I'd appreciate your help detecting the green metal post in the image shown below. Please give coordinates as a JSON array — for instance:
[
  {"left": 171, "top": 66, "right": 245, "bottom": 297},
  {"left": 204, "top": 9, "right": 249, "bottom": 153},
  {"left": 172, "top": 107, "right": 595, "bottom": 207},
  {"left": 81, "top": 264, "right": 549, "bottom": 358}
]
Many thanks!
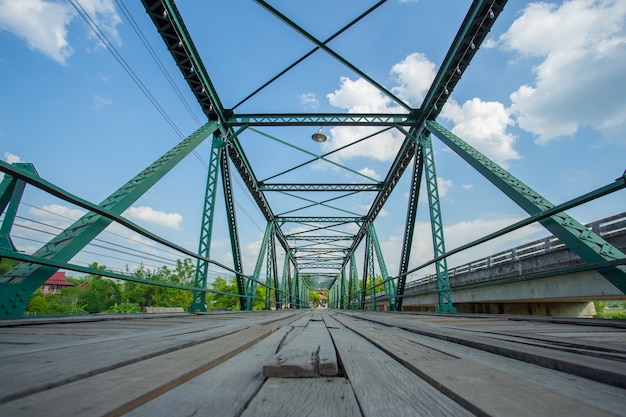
[
  {"left": 189, "top": 135, "right": 224, "bottom": 312},
  {"left": 249, "top": 222, "right": 272, "bottom": 310},
  {"left": 0, "top": 122, "right": 218, "bottom": 318},
  {"left": 369, "top": 223, "right": 396, "bottom": 310},
  {"left": 220, "top": 143, "right": 247, "bottom": 310},
  {"left": 421, "top": 134, "right": 456, "bottom": 313},
  {"left": 396, "top": 139, "right": 424, "bottom": 311},
  {"left": 350, "top": 253, "right": 361, "bottom": 309},
  {"left": 426, "top": 120, "right": 626, "bottom": 293}
]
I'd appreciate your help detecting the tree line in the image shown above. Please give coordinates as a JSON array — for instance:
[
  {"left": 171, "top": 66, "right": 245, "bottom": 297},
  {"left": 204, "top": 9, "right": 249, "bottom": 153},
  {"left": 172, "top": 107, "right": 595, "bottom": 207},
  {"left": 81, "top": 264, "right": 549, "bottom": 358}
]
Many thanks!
[{"left": 0, "top": 258, "right": 274, "bottom": 315}]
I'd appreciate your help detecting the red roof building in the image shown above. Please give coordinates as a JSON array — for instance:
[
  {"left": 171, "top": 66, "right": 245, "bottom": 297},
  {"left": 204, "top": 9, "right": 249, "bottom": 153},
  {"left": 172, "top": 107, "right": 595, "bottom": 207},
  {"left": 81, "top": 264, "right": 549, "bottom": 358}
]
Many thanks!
[{"left": 41, "top": 272, "right": 74, "bottom": 295}]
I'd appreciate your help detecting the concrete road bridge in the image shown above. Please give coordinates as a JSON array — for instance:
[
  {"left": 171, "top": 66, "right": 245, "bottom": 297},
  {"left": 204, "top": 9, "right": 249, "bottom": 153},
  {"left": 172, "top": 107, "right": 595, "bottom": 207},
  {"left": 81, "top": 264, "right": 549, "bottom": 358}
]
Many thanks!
[{"left": 373, "top": 213, "right": 626, "bottom": 316}]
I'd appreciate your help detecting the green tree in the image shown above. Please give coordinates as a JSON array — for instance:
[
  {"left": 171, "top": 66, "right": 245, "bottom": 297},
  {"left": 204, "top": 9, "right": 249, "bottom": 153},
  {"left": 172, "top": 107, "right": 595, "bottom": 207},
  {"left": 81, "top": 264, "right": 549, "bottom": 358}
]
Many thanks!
[
  {"left": 211, "top": 277, "right": 240, "bottom": 310},
  {"left": 309, "top": 291, "right": 321, "bottom": 307}
]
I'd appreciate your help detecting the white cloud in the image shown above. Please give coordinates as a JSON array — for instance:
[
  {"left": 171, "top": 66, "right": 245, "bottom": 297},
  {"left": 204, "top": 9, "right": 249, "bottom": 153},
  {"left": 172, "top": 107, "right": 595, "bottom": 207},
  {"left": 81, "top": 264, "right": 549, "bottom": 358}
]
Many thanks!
[
  {"left": 0, "top": 0, "right": 121, "bottom": 65},
  {"left": 499, "top": 0, "right": 626, "bottom": 144},
  {"left": 391, "top": 52, "right": 436, "bottom": 105},
  {"left": 4, "top": 152, "right": 22, "bottom": 163},
  {"left": 437, "top": 177, "right": 453, "bottom": 198},
  {"left": 324, "top": 77, "right": 404, "bottom": 161},
  {"left": 358, "top": 167, "right": 380, "bottom": 180},
  {"left": 298, "top": 92, "right": 319, "bottom": 111},
  {"left": 125, "top": 206, "right": 183, "bottom": 230},
  {"left": 441, "top": 98, "right": 521, "bottom": 168},
  {"left": 461, "top": 184, "right": 474, "bottom": 190},
  {"left": 92, "top": 94, "right": 112, "bottom": 109}
]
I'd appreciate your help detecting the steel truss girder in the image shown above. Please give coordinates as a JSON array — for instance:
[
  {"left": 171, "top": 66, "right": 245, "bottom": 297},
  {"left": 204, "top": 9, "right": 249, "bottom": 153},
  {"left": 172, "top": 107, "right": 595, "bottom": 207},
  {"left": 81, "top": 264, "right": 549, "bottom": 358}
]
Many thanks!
[
  {"left": 396, "top": 141, "right": 424, "bottom": 310},
  {"left": 286, "top": 235, "right": 354, "bottom": 241},
  {"left": 190, "top": 136, "right": 224, "bottom": 312},
  {"left": 0, "top": 122, "right": 218, "bottom": 318},
  {"left": 422, "top": 135, "right": 456, "bottom": 313},
  {"left": 279, "top": 216, "right": 363, "bottom": 224},
  {"left": 248, "top": 222, "right": 273, "bottom": 309},
  {"left": 369, "top": 224, "right": 396, "bottom": 311},
  {"left": 266, "top": 223, "right": 279, "bottom": 309},
  {"left": 426, "top": 120, "right": 626, "bottom": 293},
  {"left": 230, "top": 113, "right": 417, "bottom": 127},
  {"left": 298, "top": 263, "right": 343, "bottom": 270},
  {"left": 221, "top": 143, "right": 247, "bottom": 310},
  {"left": 259, "top": 183, "right": 382, "bottom": 192},
  {"left": 142, "top": 0, "right": 226, "bottom": 120}
]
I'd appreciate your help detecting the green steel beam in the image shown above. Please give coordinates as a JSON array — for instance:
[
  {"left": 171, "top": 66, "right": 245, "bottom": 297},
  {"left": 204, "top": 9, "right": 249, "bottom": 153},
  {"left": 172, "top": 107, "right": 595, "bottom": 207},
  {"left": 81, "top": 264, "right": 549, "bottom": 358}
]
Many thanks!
[
  {"left": 369, "top": 223, "right": 396, "bottom": 311},
  {"left": 279, "top": 216, "right": 363, "bottom": 224},
  {"left": 221, "top": 143, "right": 247, "bottom": 310},
  {"left": 396, "top": 140, "right": 424, "bottom": 310},
  {"left": 260, "top": 183, "right": 382, "bottom": 192},
  {"left": 142, "top": 0, "right": 226, "bottom": 121},
  {"left": 0, "top": 122, "right": 218, "bottom": 318},
  {"left": 189, "top": 135, "right": 224, "bottom": 312},
  {"left": 248, "top": 222, "right": 273, "bottom": 309},
  {"left": 422, "top": 135, "right": 456, "bottom": 313},
  {"left": 230, "top": 114, "right": 416, "bottom": 127},
  {"left": 287, "top": 235, "right": 355, "bottom": 241},
  {"left": 426, "top": 120, "right": 626, "bottom": 293}
]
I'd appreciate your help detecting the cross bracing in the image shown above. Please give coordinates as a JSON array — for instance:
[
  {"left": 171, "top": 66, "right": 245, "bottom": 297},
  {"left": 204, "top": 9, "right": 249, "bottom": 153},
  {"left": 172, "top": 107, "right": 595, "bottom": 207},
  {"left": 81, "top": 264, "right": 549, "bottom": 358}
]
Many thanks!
[{"left": 1, "top": 0, "right": 624, "bottom": 318}]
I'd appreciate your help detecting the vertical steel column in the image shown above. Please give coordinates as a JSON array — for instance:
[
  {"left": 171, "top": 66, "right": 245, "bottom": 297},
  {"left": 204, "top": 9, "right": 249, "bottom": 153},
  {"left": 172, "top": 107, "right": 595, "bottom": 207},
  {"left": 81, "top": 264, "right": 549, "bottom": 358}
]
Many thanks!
[
  {"left": 369, "top": 223, "right": 396, "bottom": 310},
  {"left": 349, "top": 253, "right": 360, "bottom": 309},
  {"left": 221, "top": 143, "right": 247, "bottom": 310},
  {"left": 189, "top": 135, "right": 224, "bottom": 312},
  {"left": 279, "top": 252, "right": 290, "bottom": 309},
  {"left": 422, "top": 134, "right": 456, "bottom": 313},
  {"left": 0, "top": 122, "right": 218, "bottom": 318},
  {"left": 249, "top": 222, "right": 272, "bottom": 310},
  {"left": 362, "top": 230, "right": 377, "bottom": 311},
  {"left": 426, "top": 120, "right": 626, "bottom": 293},
  {"left": 265, "top": 225, "right": 279, "bottom": 310},
  {"left": 339, "top": 268, "right": 346, "bottom": 309},
  {"left": 396, "top": 138, "right": 424, "bottom": 311},
  {"left": 293, "top": 269, "right": 300, "bottom": 308}
]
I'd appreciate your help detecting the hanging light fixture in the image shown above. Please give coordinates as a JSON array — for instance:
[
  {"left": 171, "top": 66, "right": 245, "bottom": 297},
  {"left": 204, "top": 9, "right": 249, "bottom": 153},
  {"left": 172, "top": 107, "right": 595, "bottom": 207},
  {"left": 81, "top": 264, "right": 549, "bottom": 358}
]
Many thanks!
[{"left": 311, "top": 128, "right": 327, "bottom": 143}]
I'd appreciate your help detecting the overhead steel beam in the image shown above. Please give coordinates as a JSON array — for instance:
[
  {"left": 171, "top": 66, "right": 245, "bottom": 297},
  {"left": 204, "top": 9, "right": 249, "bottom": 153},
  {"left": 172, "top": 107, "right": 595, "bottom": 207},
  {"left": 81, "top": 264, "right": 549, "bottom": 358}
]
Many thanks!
[
  {"left": 142, "top": 0, "right": 226, "bottom": 121},
  {"left": 260, "top": 183, "right": 382, "bottom": 192},
  {"left": 279, "top": 216, "right": 363, "bottom": 224},
  {"left": 287, "top": 235, "right": 355, "bottom": 241},
  {"left": 230, "top": 113, "right": 416, "bottom": 127}
]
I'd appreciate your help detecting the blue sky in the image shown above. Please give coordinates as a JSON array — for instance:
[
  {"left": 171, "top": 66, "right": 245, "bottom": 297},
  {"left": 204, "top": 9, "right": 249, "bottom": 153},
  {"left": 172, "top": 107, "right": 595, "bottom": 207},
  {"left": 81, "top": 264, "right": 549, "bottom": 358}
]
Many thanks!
[{"left": 1, "top": 0, "right": 625, "bottom": 283}]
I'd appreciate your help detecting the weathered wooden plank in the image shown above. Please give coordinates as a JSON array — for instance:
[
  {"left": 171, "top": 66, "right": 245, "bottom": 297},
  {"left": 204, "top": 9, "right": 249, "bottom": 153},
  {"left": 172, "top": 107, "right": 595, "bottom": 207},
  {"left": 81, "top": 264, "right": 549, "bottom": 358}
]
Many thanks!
[
  {"left": 240, "top": 378, "right": 361, "bottom": 417},
  {"left": 346, "top": 312, "right": 626, "bottom": 388},
  {"left": 341, "top": 312, "right": 626, "bottom": 416},
  {"left": 0, "top": 324, "right": 278, "bottom": 417},
  {"left": 335, "top": 314, "right": 619, "bottom": 417},
  {"left": 0, "top": 312, "right": 296, "bottom": 403},
  {"left": 330, "top": 327, "right": 474, "bottom": 417},
  {"left": 264, "top": 320, "right": 338, "bottom": 377},
  {"left": 123, "top": 325, "right": 295, "bottom": 417}
]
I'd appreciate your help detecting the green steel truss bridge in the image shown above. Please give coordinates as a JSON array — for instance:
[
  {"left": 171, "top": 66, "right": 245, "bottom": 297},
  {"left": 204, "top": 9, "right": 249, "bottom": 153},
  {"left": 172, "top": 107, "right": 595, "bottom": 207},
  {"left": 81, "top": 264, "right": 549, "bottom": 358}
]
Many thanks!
[{"left": 1, "top": 0, "right": 625, "bottom": 318}]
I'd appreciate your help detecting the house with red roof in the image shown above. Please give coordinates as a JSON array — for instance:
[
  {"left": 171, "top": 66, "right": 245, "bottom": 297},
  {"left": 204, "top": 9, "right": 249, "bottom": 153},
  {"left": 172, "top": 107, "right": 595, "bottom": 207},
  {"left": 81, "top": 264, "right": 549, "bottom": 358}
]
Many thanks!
[{"left": 41, "top": 272, "right": 74, "bottom": 295}]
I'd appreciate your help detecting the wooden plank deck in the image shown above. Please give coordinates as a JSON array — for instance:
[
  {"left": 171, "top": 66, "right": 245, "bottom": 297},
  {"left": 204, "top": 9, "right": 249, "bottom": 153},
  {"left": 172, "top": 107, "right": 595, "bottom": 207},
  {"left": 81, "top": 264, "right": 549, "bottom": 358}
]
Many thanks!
[{"left": 1, "top": 310, "right": 626, "bottom": 416}]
